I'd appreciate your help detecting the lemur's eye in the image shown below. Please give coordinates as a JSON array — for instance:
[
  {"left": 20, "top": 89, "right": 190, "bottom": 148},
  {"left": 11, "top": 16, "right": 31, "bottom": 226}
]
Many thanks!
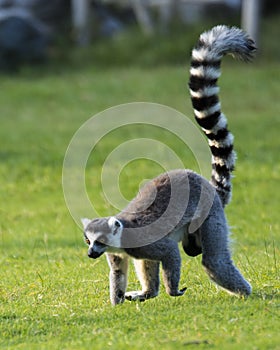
[{"left": 85, "top": 238, "right": 90, "bottom": 245}]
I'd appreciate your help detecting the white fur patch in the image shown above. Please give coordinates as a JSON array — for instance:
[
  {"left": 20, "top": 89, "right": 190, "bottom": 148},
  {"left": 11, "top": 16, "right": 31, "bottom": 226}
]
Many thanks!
[
  {"left": 190, "top": 66, "right": 221, "bottom": 79},
  {"left": 194, "top": 102, "right": 221, "bottom": 120},
  {"left": 108, "top": 232, "right": 122, "bottom": 248},
  {"left": 190, "top": 86, "right": 219, "bottom": 98},
  {"left": 212, "top": 151, "right": 236, "bottom": 168},
  {"left": 192, "top": 47, "right": 222, "bottom": 61},
  {"left": 85, "top": 231, "right": 99, "bottom": 248},
  {"left": 107, "top": 217, "right": 123, "bottom": 247},
  {"left": 108, "top": 216, "right": 121, "bottom": 230},
  {"left": 208, "top": 132, "right": 234, "bottom": 148},
  {"left": 81, "top": 218, "right": 91, "bottom": 229}
]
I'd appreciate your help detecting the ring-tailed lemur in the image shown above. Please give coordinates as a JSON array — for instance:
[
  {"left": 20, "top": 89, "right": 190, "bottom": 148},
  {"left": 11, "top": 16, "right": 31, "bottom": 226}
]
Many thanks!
[{"left": 82, "top": 25, "right": 256, "bottom": 305}]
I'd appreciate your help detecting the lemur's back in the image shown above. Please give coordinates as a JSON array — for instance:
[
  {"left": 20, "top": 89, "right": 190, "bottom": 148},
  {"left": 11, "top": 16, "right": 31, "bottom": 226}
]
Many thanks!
[{"left": 118, "top": 169, "right": 218, "bottom": 231}]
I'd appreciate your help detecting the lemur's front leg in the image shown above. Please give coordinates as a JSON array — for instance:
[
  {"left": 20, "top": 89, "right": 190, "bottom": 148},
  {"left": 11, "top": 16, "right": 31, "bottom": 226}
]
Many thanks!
[
  {"left": 125, "top": 238, "right": 186, "bottom": 301},
  {"left": 161, "top": 239, "right": 187, "bottom": 297},
  {"left": 125, "top": 259, "right": 160, "bottom": 302},
  {"left": 106, "top": 253, "right": 129, "bottom": 305}
]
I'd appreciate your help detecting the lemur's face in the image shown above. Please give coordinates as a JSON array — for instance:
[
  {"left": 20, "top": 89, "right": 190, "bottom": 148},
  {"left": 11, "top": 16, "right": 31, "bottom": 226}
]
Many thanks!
[{"left": 81, "top": 217, "right": 123, "bottom": 259}]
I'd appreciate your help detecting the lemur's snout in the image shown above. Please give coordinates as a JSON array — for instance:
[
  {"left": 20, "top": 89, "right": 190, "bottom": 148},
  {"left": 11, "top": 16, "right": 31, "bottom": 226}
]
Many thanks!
[
  {"left": 88, "top": 248, "right": 103, "bottom": 259},
  {"left": 87, "top": 241, "right": 107, "bottom": 259}
]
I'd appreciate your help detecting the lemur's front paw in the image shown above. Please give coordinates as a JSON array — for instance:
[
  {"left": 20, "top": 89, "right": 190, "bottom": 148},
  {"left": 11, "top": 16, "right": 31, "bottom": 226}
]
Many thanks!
[
  {"left": 125, "top": 291, "right": 157, "bottom": 302},
  {"left": 111, "top": 290, "right": 126, "bottom": 305}
]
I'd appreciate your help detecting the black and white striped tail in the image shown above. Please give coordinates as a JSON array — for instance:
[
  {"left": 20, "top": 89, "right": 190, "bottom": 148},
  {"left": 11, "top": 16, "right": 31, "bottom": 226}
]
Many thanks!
[{"left": 189, "top": 25, "right": 256, "bottom": 206}]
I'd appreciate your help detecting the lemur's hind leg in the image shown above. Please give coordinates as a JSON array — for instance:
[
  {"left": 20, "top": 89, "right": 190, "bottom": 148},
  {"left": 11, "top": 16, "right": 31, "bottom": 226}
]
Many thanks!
[
  {"left": 106, "top": 253, "right": 129, "bottom": 305},
  {"left": 200, "top": 204, "right": 252, "bottom": 296},
  {"left": 125, "top": 259, "right": 160, "bottom": 302}
]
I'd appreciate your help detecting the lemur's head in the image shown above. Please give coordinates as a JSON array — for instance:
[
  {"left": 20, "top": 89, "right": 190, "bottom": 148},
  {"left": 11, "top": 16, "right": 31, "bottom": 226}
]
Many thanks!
[{"left": 81, "top": 217, "right": 123, "bottom": 259}]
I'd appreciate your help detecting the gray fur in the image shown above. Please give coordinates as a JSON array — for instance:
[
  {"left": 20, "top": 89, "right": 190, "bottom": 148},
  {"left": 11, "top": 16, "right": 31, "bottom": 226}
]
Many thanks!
[
  {"left": 82, "top": 26, "right": 255, "bottom": 304},
  {"left": 125, "top": 260, "right": 160, "bottom": 302},
  {"left": 106, "top": 254, "right": 129, "bottom": 305}
]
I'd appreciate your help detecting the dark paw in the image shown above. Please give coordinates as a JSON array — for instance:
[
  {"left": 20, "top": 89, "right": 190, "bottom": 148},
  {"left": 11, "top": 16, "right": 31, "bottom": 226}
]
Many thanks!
[
  {"left": 170, "top": 287, "right": 187, "bottom": 297},
  {"left": 125, "top": 291, "right": 146, "bottom": 302},
  {"left": 179, "top": 287, "right": 187, "bottom": 294},
  {"left": 125, "top": 291, "right": 156, "bottom": 302}
]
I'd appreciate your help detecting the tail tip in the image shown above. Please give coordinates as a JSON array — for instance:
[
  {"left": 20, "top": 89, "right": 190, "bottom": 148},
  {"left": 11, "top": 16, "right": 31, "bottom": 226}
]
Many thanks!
[{"left": 196, "top": 25, "right": 257, "bottom": 61}]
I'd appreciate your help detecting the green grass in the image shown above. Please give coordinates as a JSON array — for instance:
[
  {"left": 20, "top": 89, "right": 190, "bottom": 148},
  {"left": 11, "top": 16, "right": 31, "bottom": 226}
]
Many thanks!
[{"left": 0, "top": 15, "right": 280, "bottom": 350}]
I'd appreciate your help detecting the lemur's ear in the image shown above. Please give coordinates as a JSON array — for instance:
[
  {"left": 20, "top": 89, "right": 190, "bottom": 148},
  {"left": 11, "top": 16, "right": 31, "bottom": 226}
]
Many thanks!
[
  {"left": 81, "top": 218, "right": 91, "bottom": 229},
  {"left": 108, "top": 217, "right": 122, "bottom": 235}
]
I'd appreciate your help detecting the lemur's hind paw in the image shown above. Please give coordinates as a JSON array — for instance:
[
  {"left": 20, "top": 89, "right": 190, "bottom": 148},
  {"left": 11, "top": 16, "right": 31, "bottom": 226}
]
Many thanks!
[
  {"left": 180, "top": 287, "right": 187, "bottom": 294},
  {"left": 169, "top": 287, "right": 187, "bottom": 297},
  {"left": 125, "top": 291, "right": 157, "bottom": 302}
]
